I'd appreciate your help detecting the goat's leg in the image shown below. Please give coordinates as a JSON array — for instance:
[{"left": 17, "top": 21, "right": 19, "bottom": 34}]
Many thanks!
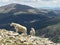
[
  {"left": 24, "top": 31, "right": 27, "bottom": 36},
  {"left": 15, "top": 27, "right": 18, "bottom": 33}
]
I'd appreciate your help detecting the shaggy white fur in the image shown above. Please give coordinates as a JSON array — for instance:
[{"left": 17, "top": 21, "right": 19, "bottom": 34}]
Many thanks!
[
  {"left": 10, "top": 23, "right": 27, "bottom": 35},
  {"left": 30, "top": 28, "right": 35, "bottom": 36}
]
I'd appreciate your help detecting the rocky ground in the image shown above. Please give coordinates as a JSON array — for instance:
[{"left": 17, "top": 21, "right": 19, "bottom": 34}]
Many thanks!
[{"left": 0, "top": 29, "right": 59, "bottom": 45}]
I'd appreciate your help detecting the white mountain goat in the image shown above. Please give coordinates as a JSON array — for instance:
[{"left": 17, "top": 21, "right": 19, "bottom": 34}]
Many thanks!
[
  {"left": 10, "top": 23, "right": 27, "bottom": 35},
  {"left": 30, "top": 28, "right": 35, "bottom": 36}
]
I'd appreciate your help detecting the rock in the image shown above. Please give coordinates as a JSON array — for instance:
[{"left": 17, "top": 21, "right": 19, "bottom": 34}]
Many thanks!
[{"left": 0, "top": 29, "right": 59, "bottom": 45}]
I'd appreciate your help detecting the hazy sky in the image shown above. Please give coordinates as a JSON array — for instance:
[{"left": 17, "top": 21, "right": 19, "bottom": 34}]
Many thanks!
[{"left": 0, "top": 0, "right": 60, "bottom": 8}]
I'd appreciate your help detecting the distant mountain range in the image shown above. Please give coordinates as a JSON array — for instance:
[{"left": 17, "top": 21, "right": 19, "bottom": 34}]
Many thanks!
[
  {"left": 0, "top": 3, "right": 60, "bottom": 43},
  {"left": 38, "top": 7, "right": 60, "bottom": 10}
]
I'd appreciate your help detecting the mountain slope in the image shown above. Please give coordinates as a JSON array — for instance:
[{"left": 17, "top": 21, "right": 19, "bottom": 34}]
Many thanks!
[
  {"left": 0, "top": 3, "right": 60, "bottom": 43},
  {"left": 0, "top": 29, "right": 57, "bottom": 45},
  {"left": 0, "top": 3, "right": 40, "bottom": 14},
  {"left": 37, "top": 23, "right": 60, "bottom": 43},
  {"left": 0, "top": 3, "right": 51, "bottom": 29}
]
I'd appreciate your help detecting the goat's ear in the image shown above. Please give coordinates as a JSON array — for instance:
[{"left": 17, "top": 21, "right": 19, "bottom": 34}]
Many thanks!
[{"left": 10, "top": 24, "right": 12, "bottom": 26}]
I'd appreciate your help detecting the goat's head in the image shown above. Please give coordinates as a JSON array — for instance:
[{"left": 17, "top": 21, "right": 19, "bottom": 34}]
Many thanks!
[{"left": 10, "top": 22, "right": 16, "bottom": 26}]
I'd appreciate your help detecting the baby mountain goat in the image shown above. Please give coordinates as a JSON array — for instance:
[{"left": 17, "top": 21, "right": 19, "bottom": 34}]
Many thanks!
[
  {"left": 10, "top": 23, "right": 27, "bottom": 36},
  {"left": 30, "top": 28, "right": 35, "bottom": 36}
]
